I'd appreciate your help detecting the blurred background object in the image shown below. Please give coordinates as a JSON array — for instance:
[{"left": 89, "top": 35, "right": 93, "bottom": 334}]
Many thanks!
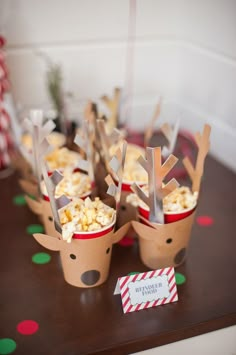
[
  {"left": 0, "top": 0, "right": 235, "bottom": 171},
  {"left": 0, "top": 35, "right": 16, "bottom": 178}
]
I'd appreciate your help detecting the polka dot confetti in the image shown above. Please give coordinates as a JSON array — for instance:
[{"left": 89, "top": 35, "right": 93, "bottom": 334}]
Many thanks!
[
  {"left": 0, "top": 338, "right": 16, "bottom": 355},
  {"left": 26, "top": 224, "right": 44, "bottom": 235},
  {"left": 175, "top": 272, "right": 186, "bottom": 285},
  {"left": 32, "top": 252, "right": 51, "bottom": 265},
  {"left": 119, "top": 236, "right": 135, "bottom": 247},
  {"left": 196, "top": 215, "right": 214, "bottom": 226},
  {"left": 13, "top": 195, "right": 26, "bottom": 206},
  {"left": 17, "top": 320, "right": 39, "bottom": 335}
]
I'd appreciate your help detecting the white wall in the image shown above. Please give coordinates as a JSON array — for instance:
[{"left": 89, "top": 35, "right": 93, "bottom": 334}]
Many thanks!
[{"left": 1, "top": 0, "right": 236, "bottom": 171}]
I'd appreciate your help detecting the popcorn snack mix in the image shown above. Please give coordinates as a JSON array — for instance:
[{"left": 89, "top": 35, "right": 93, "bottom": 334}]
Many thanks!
[
  {"left": 45, "top": 147, "right": 81, "bottom": 172},
  {"left": 131, "top": 125, "right": 211, "bottom": 269},
  {"left": 163, "top": 186, "right": 198, "bottom": 212},
  {"left": 59, "top": 197, "right": 116, "bottom": 242}
]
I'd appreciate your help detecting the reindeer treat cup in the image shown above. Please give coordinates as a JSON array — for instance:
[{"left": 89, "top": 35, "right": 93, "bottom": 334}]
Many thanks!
[
  {"left": 33, "top": 142, "right": 131, "bottom": 288},
  {"left": 131, "top": 125, "right": 211, "bottom": 270},
  {"left": 18, "top": 114, "right": 85, "bottom": 238}
]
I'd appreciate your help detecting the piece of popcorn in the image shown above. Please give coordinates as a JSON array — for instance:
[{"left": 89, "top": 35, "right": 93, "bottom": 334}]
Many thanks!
[{"left": 61, "top": 221, "right": 76, "bottom": 243}]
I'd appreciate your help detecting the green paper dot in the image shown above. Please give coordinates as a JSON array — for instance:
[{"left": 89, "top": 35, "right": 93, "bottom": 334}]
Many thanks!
[
  {"left": 26, "top": 224, "right": 44, "bottom": 235},
  {"left": 0, "top": 338, "right": 16, "bottom": 354},
  {"left": 175, "top": 272, "right": 186, "bottom": 285},
  {"left": 13, "top": 195, "right": 26, "bottom": 206},
  {"left": 128, "top": 272, "right": 140, "bottom": 276},
  {"left": 32, "top": 252, "right": 51, "bottom": 264}
]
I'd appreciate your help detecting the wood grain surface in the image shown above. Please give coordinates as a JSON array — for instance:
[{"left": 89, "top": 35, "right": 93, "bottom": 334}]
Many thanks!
[{"left": 0, "top": 154, "right": 235, "bottom": 354}]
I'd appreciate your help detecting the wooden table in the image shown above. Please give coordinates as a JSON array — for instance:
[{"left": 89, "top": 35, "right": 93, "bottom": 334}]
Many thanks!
[{"left": 0, "top": 155, "right": 235, "bottom": 354}]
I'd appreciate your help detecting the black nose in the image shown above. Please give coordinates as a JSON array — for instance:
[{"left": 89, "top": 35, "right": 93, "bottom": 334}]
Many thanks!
[{"left": 81, "top": 270, "right": 100, "bottom": 286}]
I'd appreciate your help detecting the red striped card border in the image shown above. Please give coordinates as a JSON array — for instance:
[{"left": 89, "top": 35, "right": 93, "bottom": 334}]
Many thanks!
[{"left": 118, "top": 267, "right": 178, "bottom": 313}]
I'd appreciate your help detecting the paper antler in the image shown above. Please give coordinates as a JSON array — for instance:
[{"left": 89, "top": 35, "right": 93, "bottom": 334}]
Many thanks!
[
  {"left": 84, "top": 101, "right": 105, "bottom": 158},
  {"left": 84, "top": 101, "right": 97, "bottom": 126},
  {"left": 21, "top": 110, "right": 55, "bottom": 183},
  {"left": 96, "top": 119, "right": 122, "bottom": 168},
  {"left": 161, "top": 119, "right": 180, "bottom": 158},
  {"left": 105, "top": 141, "right": 127, "bottom": 213},
  {"left": 131, "top": 147, "right": 179, "bottom": 224},
  {"left": 183, "top": 124, "right": 211, "bottom": 193},
  {"left": 74, "top": 119, "right": 95, "bottom": 182},
  {"left": 101, "top": 88, "right": 120, "bottom": 132},
  {"left": 144, "top": 99, "right": 162, "bottom": 147},
  {"left": 41, "top": 161, "right": 70, "bottom": 234}
]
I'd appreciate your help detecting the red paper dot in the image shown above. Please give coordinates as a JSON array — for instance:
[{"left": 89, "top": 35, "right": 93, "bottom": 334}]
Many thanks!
[
  {"left": 16, "top": 320, "right": 39, "bottom": 335},
  {"left": 197, "top": 215, "right": 214, "bottom": 226},
  {"left": 119, "top": 236, "right": 135, "bottom": 247}
]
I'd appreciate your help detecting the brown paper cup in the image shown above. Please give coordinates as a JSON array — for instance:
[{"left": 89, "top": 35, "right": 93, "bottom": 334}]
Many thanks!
[
  {"left": 11, "top": 150, "right": 35, "bottom": 182},
  {"left": 132, "top": 211, "right": 196, "bottom": 269},
  {"left": 61, "top": 229, "right": 115, "bottom": 287},
  {"left": 138, "top": 202, "right": 197, "bottom": 224},
  {"left": 19, "top": 179, "right": 39, "bottom": 200},
  {"left": 19, "top": 179, "right": 45, "bottom": 223},
  {"left": 33, "top": 222, "right": 131, "bottom": 288}
]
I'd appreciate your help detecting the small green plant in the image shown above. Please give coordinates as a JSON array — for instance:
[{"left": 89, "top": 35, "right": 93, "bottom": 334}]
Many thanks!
[
  {"left": 46, "top": 62, "right": 64, "bottom": 118},
  {"left": 36, "top": 51, "right": 66, "bottom": 132}
]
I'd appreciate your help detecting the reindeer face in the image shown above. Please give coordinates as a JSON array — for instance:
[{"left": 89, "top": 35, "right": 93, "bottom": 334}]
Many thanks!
[
  {"left": 59, "top": 232, "right": 114, "bottom": 287},
  {"left": 25, "top": 196, "right": 61, "bottom": 239},
  {"left": 41, "top": 199, "right": 61, "bottom": 239},
  {"left": 132, "top": 212, "right": 196, "bottom": 270},
  {"left": 33, "top": 222, "right": 130, "bottom": 288}
]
